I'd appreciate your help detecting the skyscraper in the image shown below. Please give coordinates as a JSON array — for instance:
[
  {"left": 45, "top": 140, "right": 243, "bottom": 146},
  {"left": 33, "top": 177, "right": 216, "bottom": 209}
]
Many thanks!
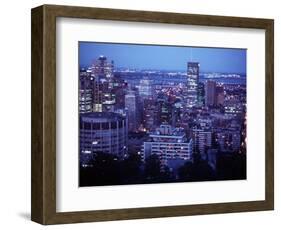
[
  {"left": 89, "top": 56, "right": 116, "bottom": 112},
  {"left": 186, "top": 62, "right": 200, "bottom": 108},
  {"left": 205, "top": 80, "right": 217, "bottom": 107},
  {"left": 143, "top": 98, "right": 157, "bottom": 132},
  {"left": 197, "top": 82, "right": 205, "bottom": 106},
  {"left": 156, "top": 98, "right": 172, "bottom": 126},
  {"left": 90, "top": 55, "right": 114, "bottom": 78},
  {"left": 216, "top": 84, "right": 225, "bottom": 106},
  {"left": 79, "top": 69, "right": 93, "bottom": 113},
  {"left": 125, "top": 90, "right": 137, "bottom": 132}
]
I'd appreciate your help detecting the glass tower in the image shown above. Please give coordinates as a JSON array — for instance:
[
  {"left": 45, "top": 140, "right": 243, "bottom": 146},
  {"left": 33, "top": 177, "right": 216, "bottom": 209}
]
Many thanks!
[{"left": 186, "top": 62, "right": 200, "bottom": 108}]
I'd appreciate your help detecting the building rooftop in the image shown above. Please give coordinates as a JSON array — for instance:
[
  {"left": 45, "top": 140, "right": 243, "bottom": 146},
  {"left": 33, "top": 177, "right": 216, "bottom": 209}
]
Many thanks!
[
  {"left": 80, "top": 112, "right": 125, "bottom": 122},
  {"left": 149, "top": 125, "right": 186, "bottom": 139}
]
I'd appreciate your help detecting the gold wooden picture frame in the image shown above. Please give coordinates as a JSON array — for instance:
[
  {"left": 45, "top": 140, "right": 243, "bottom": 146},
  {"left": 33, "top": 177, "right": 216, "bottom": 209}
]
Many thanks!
[{"left": 31, "top": 4, "right": 274, "bottom": 225}]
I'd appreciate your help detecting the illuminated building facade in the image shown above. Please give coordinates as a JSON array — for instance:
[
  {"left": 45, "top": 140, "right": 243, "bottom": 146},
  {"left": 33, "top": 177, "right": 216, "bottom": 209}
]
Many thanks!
[
  {"left": 80, "top": 112, "right": 128, "bottom": 165},
  {"left": 125, "top": 90, "right": 137, "bottom": 132},
  {"left": 142, "top": 125, "right": 193, "bottom": 170},
  {"left": 88, "top": 56, "right": 116, "bottom": 112},
  {"left": 192, "top": 128, "right": 212, "bottom": 155},
  {"left": 138, "top": 78, "right": 153, "bottom": 98},
  {"left": 79, "top": 70, "right": 93, "bottom": 113},
  {"left": 186, "top": 62, "right": 200, "bottom": 107}
]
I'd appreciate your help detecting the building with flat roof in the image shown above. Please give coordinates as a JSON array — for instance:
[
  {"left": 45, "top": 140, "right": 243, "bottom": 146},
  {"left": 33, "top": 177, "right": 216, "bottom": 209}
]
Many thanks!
[
  {"left": 142, "top": 125, "right": 193, "bottom": 171},
  {"left": 125, "top": 90, "right": 138, "bottom": 132},
  {"left": 87, "top": 56, "right": 116, "bottom": 112},
  {"left": 80, "top": 112, "right": 128, "bottom": 165},
  {"left": 205, "top": 80, "right": 217, "bottom": 107},
  {"left": 186, "top": 62, "right": 200, "bottom": 108}
]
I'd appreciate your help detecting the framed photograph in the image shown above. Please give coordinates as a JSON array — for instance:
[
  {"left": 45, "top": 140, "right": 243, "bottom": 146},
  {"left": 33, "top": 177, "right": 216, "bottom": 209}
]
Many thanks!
[{"left": 31, "top": 4, "right": 274, "bottom": 225}]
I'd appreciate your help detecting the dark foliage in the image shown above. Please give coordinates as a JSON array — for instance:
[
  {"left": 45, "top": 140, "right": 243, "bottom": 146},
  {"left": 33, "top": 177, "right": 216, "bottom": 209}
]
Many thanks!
[
  {"left": 79, "top": 152, "right": 143, "bottom": 186},
  {"left": 120, "top": 153, "right": 143, "bottom": 184},
  {"left": 79, "top": 152, "right": 121, "bottom": 186},
  {"left": 178, "top": 153, "right": 216, "bottom": 182},
  {"left": 144, "top": 154, "right": 173, "bottom": 183},
  {"left": 216, "top": 152, "right": 246, "bottom": 180},
  {"left": 80, "top": 151, "right": 246, "bottom": 187}
]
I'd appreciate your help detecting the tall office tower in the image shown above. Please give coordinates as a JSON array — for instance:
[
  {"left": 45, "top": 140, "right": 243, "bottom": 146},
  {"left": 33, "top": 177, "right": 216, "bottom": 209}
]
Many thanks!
[
  {"left": 197, "top": 82, "right": 205, "bottom": 106},
  {"left": 205, "top": 80, "right": 217, "bottom": 107},
  {"left": 101, "top": 79, "right": 116, "bottom": 112},
  {"left": 192, "top": 128, "right": 212, "bottom": 156},
  {"left": 143, "top": 98, "right": 157, "bottom": 132},
  {"left": 156, "top": 98, "right": 172, "bottom": 126},
  {"left": 142, "top": 125, "right": 193, "bottom": 171},
  {"left": 138, "top": 78, "right": 153, "bottom": 98},
  {"left": 92, "top": 76, "right": 103, "bottom": 112},
  {"left": 216, "top": 84, "right": 225, "bottom": 106},
  {"left": 171, "top": 103, "right": 182, "bottom": 127},
  {"left": 79, "top": 69, "right": 93, "bottom": 113},
  {"left": 90, "top": 55, "right": 114, "bottom": 79},
  {"left": 186, "top": 62, "right": 200, "bottom": 108},
  {"left": 79, "top": 112, "right": 128, "bottom": 165},
  {"left": 89, "top": 56, "right": 116, "bottom": 112},
  {"left": 125, "top": 90, "right": 137, "bottom": 132},
  {"left": 112, "top": 76, "right": 127, "bottom": 110}
]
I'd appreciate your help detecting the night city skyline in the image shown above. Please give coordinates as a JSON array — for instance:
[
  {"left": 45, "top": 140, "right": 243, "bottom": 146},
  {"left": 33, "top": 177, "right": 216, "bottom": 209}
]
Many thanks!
[
  {"left": 79, "top": 42, "right": 247, "bottom": 74},
  {"left": 79, "top": 42, "right": 247, "bottom": 187}
]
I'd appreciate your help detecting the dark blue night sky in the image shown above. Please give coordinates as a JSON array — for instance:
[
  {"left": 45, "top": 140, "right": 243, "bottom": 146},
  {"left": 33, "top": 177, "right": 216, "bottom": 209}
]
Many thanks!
[{"left": 79, "top": 42, "right": 246, "bottom": 74}]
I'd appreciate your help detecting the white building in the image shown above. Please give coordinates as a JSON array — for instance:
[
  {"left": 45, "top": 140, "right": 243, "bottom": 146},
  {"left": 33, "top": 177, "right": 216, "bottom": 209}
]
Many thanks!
[
  {"left": 142, "top": 125, "right": 193, "bottom": 170},
  {"left": 138, "top": 78, "right": 153, "bottom": 98},
  {"left": 186, "top": 62, "right": 200, "bottom": 108}
]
